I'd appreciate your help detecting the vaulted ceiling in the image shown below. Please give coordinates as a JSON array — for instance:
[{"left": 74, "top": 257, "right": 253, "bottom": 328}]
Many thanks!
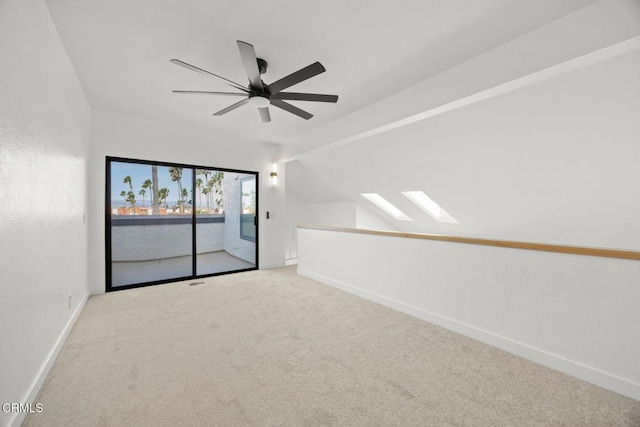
[
  {"left": 45, "top": 0, "right": 640, "bottom": 249},
  {"left": 286, "top": 47, "right": 640, "bottom": 248}
]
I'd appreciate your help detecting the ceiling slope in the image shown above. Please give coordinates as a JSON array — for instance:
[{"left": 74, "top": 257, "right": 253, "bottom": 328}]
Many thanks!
[{"left": 286, "top": 0, "right": 640, "bottom": 250}]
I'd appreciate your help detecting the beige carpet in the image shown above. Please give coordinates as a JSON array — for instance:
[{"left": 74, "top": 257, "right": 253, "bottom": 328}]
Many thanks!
[{"left": 26, "top": 266, "right": 640, "bottom": 426}]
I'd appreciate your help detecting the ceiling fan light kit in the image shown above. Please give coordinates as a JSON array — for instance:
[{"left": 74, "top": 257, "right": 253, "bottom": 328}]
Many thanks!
[
  {"left": 249, "top": 94, "right": 270, "bottom": 108},
  {"left": 171, "top": 40, "right": 338, "bottom": 123}
]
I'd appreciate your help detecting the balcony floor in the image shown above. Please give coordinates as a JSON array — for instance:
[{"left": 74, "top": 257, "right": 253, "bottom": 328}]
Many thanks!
[{"left": 112, "top": 250, "right": 255, "bottom": 287}]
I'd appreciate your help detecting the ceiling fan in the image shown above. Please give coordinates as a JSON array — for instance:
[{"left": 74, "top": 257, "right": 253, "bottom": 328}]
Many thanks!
[{"left": 170, "top": 40, "right": 338, "bottom": 123}]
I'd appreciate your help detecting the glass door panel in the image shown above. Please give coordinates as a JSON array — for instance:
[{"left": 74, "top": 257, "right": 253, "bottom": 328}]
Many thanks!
[
  {"left": 195, "top": 170, "right": 256, "bottom": 275},
  {"left": 195, "top": 169, "right": 225, "bottom": 276},
  {"left": 109, "top": 161, "right": 193, "bottom": 287}
]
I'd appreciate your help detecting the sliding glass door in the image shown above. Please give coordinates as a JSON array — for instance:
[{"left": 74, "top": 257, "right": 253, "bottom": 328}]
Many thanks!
[{"left": 106, "top": 157, "right": 258, "bottom": 291}]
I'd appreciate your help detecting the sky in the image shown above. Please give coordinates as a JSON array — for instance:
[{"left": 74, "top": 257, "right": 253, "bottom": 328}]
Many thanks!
[{"left": 110, "top": 161, "right": 195, "bottom": 206}]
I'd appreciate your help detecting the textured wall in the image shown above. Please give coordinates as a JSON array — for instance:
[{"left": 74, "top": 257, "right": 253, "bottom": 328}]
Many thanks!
[
  {"left": 0, "top": 1, "right": 91, "bottom": 425},
  {"left": 223, "top": 172, "right": 257, "bottom": 264},
  {"left": 298, "top": 228, "right": 640, "bottom": 401},
  {"left": 111, "top": 222, "right": 224, "bottom": 261}
]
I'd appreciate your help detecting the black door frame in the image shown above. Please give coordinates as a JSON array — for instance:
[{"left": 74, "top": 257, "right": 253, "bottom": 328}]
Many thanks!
[{"left": 105, "top": 156, "right": 259, "bottom": 292}]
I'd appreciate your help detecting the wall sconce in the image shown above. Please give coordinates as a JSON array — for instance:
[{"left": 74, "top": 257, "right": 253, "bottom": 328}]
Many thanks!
[{"left": 270, "top": 163, "right": 278, "bottom": 186}]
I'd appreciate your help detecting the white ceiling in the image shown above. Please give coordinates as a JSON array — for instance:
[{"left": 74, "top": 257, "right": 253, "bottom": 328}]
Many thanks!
[
  {"left": 45, "top": 0, "right": 640, "bottom": 249},
  {"left": 45, "top": 0, "right": 596, "bottom": 145}
]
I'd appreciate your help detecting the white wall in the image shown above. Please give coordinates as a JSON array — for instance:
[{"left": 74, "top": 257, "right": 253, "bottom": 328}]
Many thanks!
[
  {"left": 283, "top": 193, "right": 397, "bottom": 255},
  {"left": 285, "top": 192, "right": 311, "bottom": 227},
  {"left": 285, "top": 200, "right": 396, "bottom": 230},
  {"left": 0, "top": 1, "right": 91, "bottom": 426},
  {"left": 285, "top": 198, "right": 397, "bottom": 230},
  {"left": 260, "top": 160, "right": 287, "bottom": 268},
  {"left": 309, "top": 202, "right": 357, "bottom": 227},
  {"left": 89, "top": 109, "right": 285, "bottom": 292},
  {"left": 297, "top": 228, "right": 640, "bottom": 401},
  {"left": 356, "top": 203, "right": 397, "bottom": 231}
]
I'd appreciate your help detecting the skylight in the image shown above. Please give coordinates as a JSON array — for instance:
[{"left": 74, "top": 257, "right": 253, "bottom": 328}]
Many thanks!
[
  {"left": 402, "top": 191, "right": 458, "bottom": 224},
  {"left": 361, "top": 193, "right": 412, "bottom": 221}
]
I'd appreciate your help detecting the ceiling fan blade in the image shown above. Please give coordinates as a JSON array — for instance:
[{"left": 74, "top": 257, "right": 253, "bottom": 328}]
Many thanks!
[
  {"left": 271, "top": 92, "right": 338, "bottom": 103},
  {"left": 170, "top": 59, "right": 248, "bottom": 92},
  {"left": 172, "top": 90, "right": 247, "bottom": 96},
  {"left": 213, "top": 98, "right": 250, "bottom": 116},
  {"left": 271, "top": 99, "right": 313, "bottom": 120},
  {"left": 268, "top": 62, "right": 326, "bottom": 95},
  {"left": 259, "top": 107, "right": 271, "bottom": 123},
  {"left": 237, "top": 41, "right": 263, "bottom": 91}
]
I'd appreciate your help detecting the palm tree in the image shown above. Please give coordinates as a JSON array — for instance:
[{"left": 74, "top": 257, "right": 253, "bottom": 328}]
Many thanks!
[
  {"left": 208, "top": 171, "right": 224, "bottom": 212},
  {"left": 205, "top": 178, "right": 214, "bottom": 213},
  {"left": 158, "top": 188, "right": 169, "bottom": 209},
  {"left": 139, "top": 188, "right": 146, "bottom": 207},
  {"left": 197, "top": 169, "right": 210, "bottom": 212},
  {"left": 169, "top": 167, "right": 184, "bottom": 213},
  {"left": 201, "top": 187, "right": 210, "bottom": 213},
  {"left": 120, "top": 190, "right": 126, "bottom": 211},
  {"left": 123, "top": 176, "right": 133, "bottom": 191},
  {"left": 195, "top": 178, "right": 203, "bottom": 211},
  {"left": 126, "top": 191, "right": 136, "bottom": 214},
  {"left": 123, "top": 176, "right": 136, "bottom": 214},
  {"left": 152, "top": 166, "right": 159, "bottom": 215},
  {"left": 181, "top": 188, "right": 189, "bottom": 212},
  {"left": 141, "top": 179, "right": 152, "bottom": 208}
]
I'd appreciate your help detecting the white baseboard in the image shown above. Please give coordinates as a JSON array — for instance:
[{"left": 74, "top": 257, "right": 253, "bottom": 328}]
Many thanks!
[
  {"left": 9, "top": 293, "right": 90, "bottom": 427},
  {"left": 298, "top": 268, "right": 640, "bottom": 402},
  {"left": 260, "top": 261, "right": 286, "bottom": 269}
]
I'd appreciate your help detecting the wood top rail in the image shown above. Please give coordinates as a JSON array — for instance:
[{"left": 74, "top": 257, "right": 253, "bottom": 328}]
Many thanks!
[{"left": 297, "top": 225, "right": 640, "bottom": 261}]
